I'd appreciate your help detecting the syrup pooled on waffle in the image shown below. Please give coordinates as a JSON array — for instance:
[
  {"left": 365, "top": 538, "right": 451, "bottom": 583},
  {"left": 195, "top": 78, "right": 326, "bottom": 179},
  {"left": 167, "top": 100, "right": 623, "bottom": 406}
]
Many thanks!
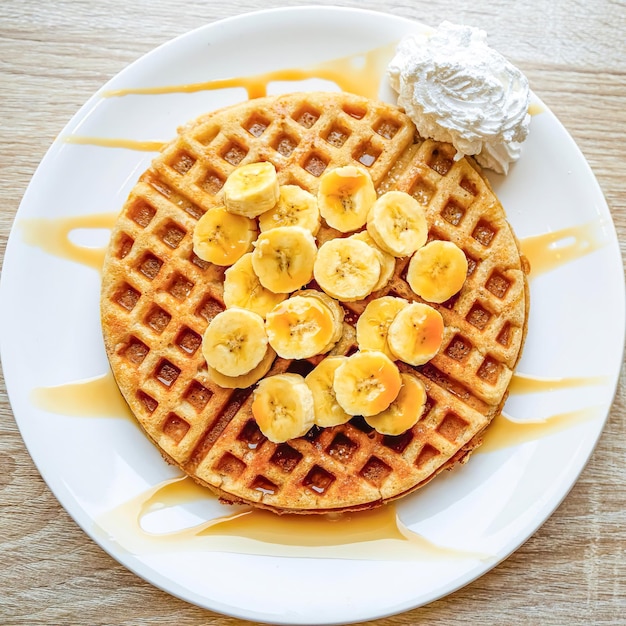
[{"left": 101, "top": 92, "right": 529, "bottom": 513}]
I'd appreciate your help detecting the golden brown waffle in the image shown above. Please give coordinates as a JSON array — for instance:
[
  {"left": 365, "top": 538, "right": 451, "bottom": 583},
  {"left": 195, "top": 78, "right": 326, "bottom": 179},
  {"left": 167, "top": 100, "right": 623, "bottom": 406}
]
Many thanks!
[{"left": 101, "top": 92, "right": 529, "bottom": 514}]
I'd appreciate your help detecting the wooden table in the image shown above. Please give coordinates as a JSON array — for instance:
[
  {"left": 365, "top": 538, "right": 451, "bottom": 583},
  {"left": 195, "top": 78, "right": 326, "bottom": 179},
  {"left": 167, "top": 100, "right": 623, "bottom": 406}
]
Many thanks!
[{"left": 2, "top": 1, "right": 625, "bottom": 623}]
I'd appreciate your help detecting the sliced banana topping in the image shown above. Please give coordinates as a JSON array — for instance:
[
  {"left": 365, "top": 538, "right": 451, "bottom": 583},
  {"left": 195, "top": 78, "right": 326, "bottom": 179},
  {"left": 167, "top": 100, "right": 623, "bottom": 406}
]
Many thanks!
[
  {"left": 333, "top": 351, "right": 402, "bottom": 417},
  {"left": 407, "top": 240, "right": 468, "bottom": 303},
  {"left": 206, "top": 346, "right": 276, "bottom": 389},
  {"left": 387, "top": 302, "right": 444, "bottom": 366},
  {"left": 349, "top": 230, "right": 396, "bottom": 292},
  {"left": 196, "top": 161, "right": 450, "bottom": 440},
  {"left": 223, "top": 252, "right": 286, "bottom": 318},
  {"left": 367, "top": 190, "right": 428, "bottom": 257},
  {"left": 305, "top": 356, "right": 352, "bottom": 427},
  {"left": 193, "top": 206, "right": 258, "bottom": 266},
  {"left": 265, "top": 295, "right": 340, "bottom": 359},
  {"left": 259, "top": 184, "right": 320, "bottom": 235},
  {"left": 202, "top": 308, "right": 268, "bottom": 377},
  {"left": 365, "top": 372, "right": 427, "bottom": 436},
  {"left": 356, "top": 295, "right": 409, "bottom": 359},
  {"left": 318, "top": 165, "right": 377, "bottom": 232},
  {"left": 252, "top": 225, "right": 317, "bottom": 293},
  {"left": 223, "top": 161, "right": 280, "bottom": 218},
  {"left": 314, "top": 237, "right": 381, "bottom": 302},
  {"left": 252, "top": 373, "right": 315, "bottom": 443}
]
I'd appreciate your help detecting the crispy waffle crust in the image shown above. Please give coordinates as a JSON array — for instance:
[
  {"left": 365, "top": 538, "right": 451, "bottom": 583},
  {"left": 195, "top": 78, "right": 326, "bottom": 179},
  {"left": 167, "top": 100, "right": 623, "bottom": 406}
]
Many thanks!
[{"left": 101, "top": 92, "right": 529, "bottom": 514}]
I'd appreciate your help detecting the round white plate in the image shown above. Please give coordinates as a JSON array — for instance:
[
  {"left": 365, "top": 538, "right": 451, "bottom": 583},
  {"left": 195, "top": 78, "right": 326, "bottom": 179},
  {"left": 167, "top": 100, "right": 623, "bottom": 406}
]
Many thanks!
[{"left": 1, "top": 7, "right": 624, "bottom": 625}]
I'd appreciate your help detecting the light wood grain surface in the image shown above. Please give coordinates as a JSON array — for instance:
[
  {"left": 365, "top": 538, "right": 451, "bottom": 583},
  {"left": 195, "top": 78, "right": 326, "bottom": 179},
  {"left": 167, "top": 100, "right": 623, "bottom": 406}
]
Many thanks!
[{"left": 2, "top": 1, "right": 625, "bottom": 624}]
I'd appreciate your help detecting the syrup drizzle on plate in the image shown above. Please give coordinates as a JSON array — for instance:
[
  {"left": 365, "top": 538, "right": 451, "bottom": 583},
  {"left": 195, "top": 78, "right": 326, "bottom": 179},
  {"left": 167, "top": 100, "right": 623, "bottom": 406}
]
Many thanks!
[
  {"left": 102, "top": 43, "right": 397, "bottom": 101},
  {"left": 93, "top": 475, "right": 488, "bottom": 561},
  {"left": 520, "top": 221, "right": 608, "bottom": 278},
  {"left": 31, "top": 371, "right": 133, "bottom": 420},
  {"left": 63, "top": 136, "right": 165, "bottom": 152},
  {"left": 18, "top": 213, "right": 118, "bottom": 271}
]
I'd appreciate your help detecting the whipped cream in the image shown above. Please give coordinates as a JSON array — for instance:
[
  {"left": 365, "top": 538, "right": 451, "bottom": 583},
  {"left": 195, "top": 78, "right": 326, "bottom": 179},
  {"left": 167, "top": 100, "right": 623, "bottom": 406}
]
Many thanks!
[{"left": 388, "top": 21, "right": 530, "bottom": 174}]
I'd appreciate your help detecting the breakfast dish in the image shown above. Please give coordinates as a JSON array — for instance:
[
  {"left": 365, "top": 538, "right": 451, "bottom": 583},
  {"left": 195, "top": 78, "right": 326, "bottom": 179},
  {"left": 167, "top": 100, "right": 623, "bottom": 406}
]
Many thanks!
[
  {"left": 101, "top": 91, "right": 529, "bottom": 513},
  {"left": 1, "top": 7, "right": 622, "bottom": 625}
]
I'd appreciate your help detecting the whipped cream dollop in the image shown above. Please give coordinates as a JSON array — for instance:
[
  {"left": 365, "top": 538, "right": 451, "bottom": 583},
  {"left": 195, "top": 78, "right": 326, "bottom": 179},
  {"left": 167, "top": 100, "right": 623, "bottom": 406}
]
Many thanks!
[{"left": 388, "top": 21, "right": 530, "bottom": 174}]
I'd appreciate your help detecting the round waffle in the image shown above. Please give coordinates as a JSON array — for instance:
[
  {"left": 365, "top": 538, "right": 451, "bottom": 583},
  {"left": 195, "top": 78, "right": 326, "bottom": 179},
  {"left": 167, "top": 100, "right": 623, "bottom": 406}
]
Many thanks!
[{"left": 101, "top": 92, "right": 529, "bottom": 514}]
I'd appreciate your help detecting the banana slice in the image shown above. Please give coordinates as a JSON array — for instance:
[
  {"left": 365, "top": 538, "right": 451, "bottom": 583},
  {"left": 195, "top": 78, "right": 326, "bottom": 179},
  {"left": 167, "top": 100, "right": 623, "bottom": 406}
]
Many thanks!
[
  {"left": 193, "top": 206, "right": 258, "bottom": 266},
  {"left": 349, "top": 230, "right": 396, "bottom": 292},
  {"left": 259, "top": 185, "right": 320, "bottom": 235},
  {"left": 367, "top": 191, "right": 428, "bottom": 257},
  {"left": 223, "top": 161, "right": 280, "bottom": 218},
  {"left": 251, "top": 225, "right": 317, "bottom": 293},
  {"left": 387, "top": 302, "right": 444, "bottom": 366},
  {"left": 313, "top": 237, "right": 381, "bottom": 302},
  {"left": 202, "top": 307, "right": 268, "bottom": 377},
  {"left": 318, "top": 165, "right": 377, "bottom": 232},
  {"left": 251, "top": 373, "right": 315, "bottom": 443},
  {"left": 265, "top": 295, "right": 339, "bottom": 359},
  {"left": 294, "top": 289, "right": 344, "bottom": 350},
  {"left": 356, "top": 295, "right": 409, "bottom": 359},
  {"left": 305, "top": 356, "right": 352, "bottom": 427},
  {"left": 407, "top": 240, "right": 468, "bottom": 303},
  {"left": 223, "top": 252, "right": 286, "bottom": 318},
  {"left": 365, "top": 373, "right": 427, "bottom": 435},
  {"left": 333, "top": 351, "right": 402, "bottom": 417},
  {"left": 207, "top": 346, "right": 276, "bottom": 389}
]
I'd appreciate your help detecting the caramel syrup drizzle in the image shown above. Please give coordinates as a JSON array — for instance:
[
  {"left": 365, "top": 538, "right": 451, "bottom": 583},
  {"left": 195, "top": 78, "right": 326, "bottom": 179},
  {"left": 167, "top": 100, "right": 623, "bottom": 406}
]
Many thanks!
[
  {"left": 520, "top": 220, "right": 608, "bottom": 278},
  {"left": 63, "top": 136, "right": 165, "bottom": 152},
  {"left": 31, "top": 370, "right": 133, "bottom": 420},
  {"left": 19, "top": 212, "right": 118, "bottom": 271},
  {"left": 94, "top": 475, "right": 487, "bottom": 560},
  {"left": 479, "top": 406, "right": 601, "bottom": 454},
  {"left": 102, "top": 42, "right": 397, "bottom": 101}
]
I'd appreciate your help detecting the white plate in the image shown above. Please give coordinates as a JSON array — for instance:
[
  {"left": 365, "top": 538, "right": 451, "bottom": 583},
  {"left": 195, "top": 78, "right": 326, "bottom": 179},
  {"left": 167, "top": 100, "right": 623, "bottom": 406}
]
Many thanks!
[{"left": 1, "top": 7, "right": 624, "bottom": 625}]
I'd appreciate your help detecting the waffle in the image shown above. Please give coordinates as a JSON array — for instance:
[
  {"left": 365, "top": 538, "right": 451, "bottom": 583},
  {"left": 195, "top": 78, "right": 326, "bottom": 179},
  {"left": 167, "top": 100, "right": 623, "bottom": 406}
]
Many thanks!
[{"left": 101, "top": 92, "right": 529, "bottom": 514}]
